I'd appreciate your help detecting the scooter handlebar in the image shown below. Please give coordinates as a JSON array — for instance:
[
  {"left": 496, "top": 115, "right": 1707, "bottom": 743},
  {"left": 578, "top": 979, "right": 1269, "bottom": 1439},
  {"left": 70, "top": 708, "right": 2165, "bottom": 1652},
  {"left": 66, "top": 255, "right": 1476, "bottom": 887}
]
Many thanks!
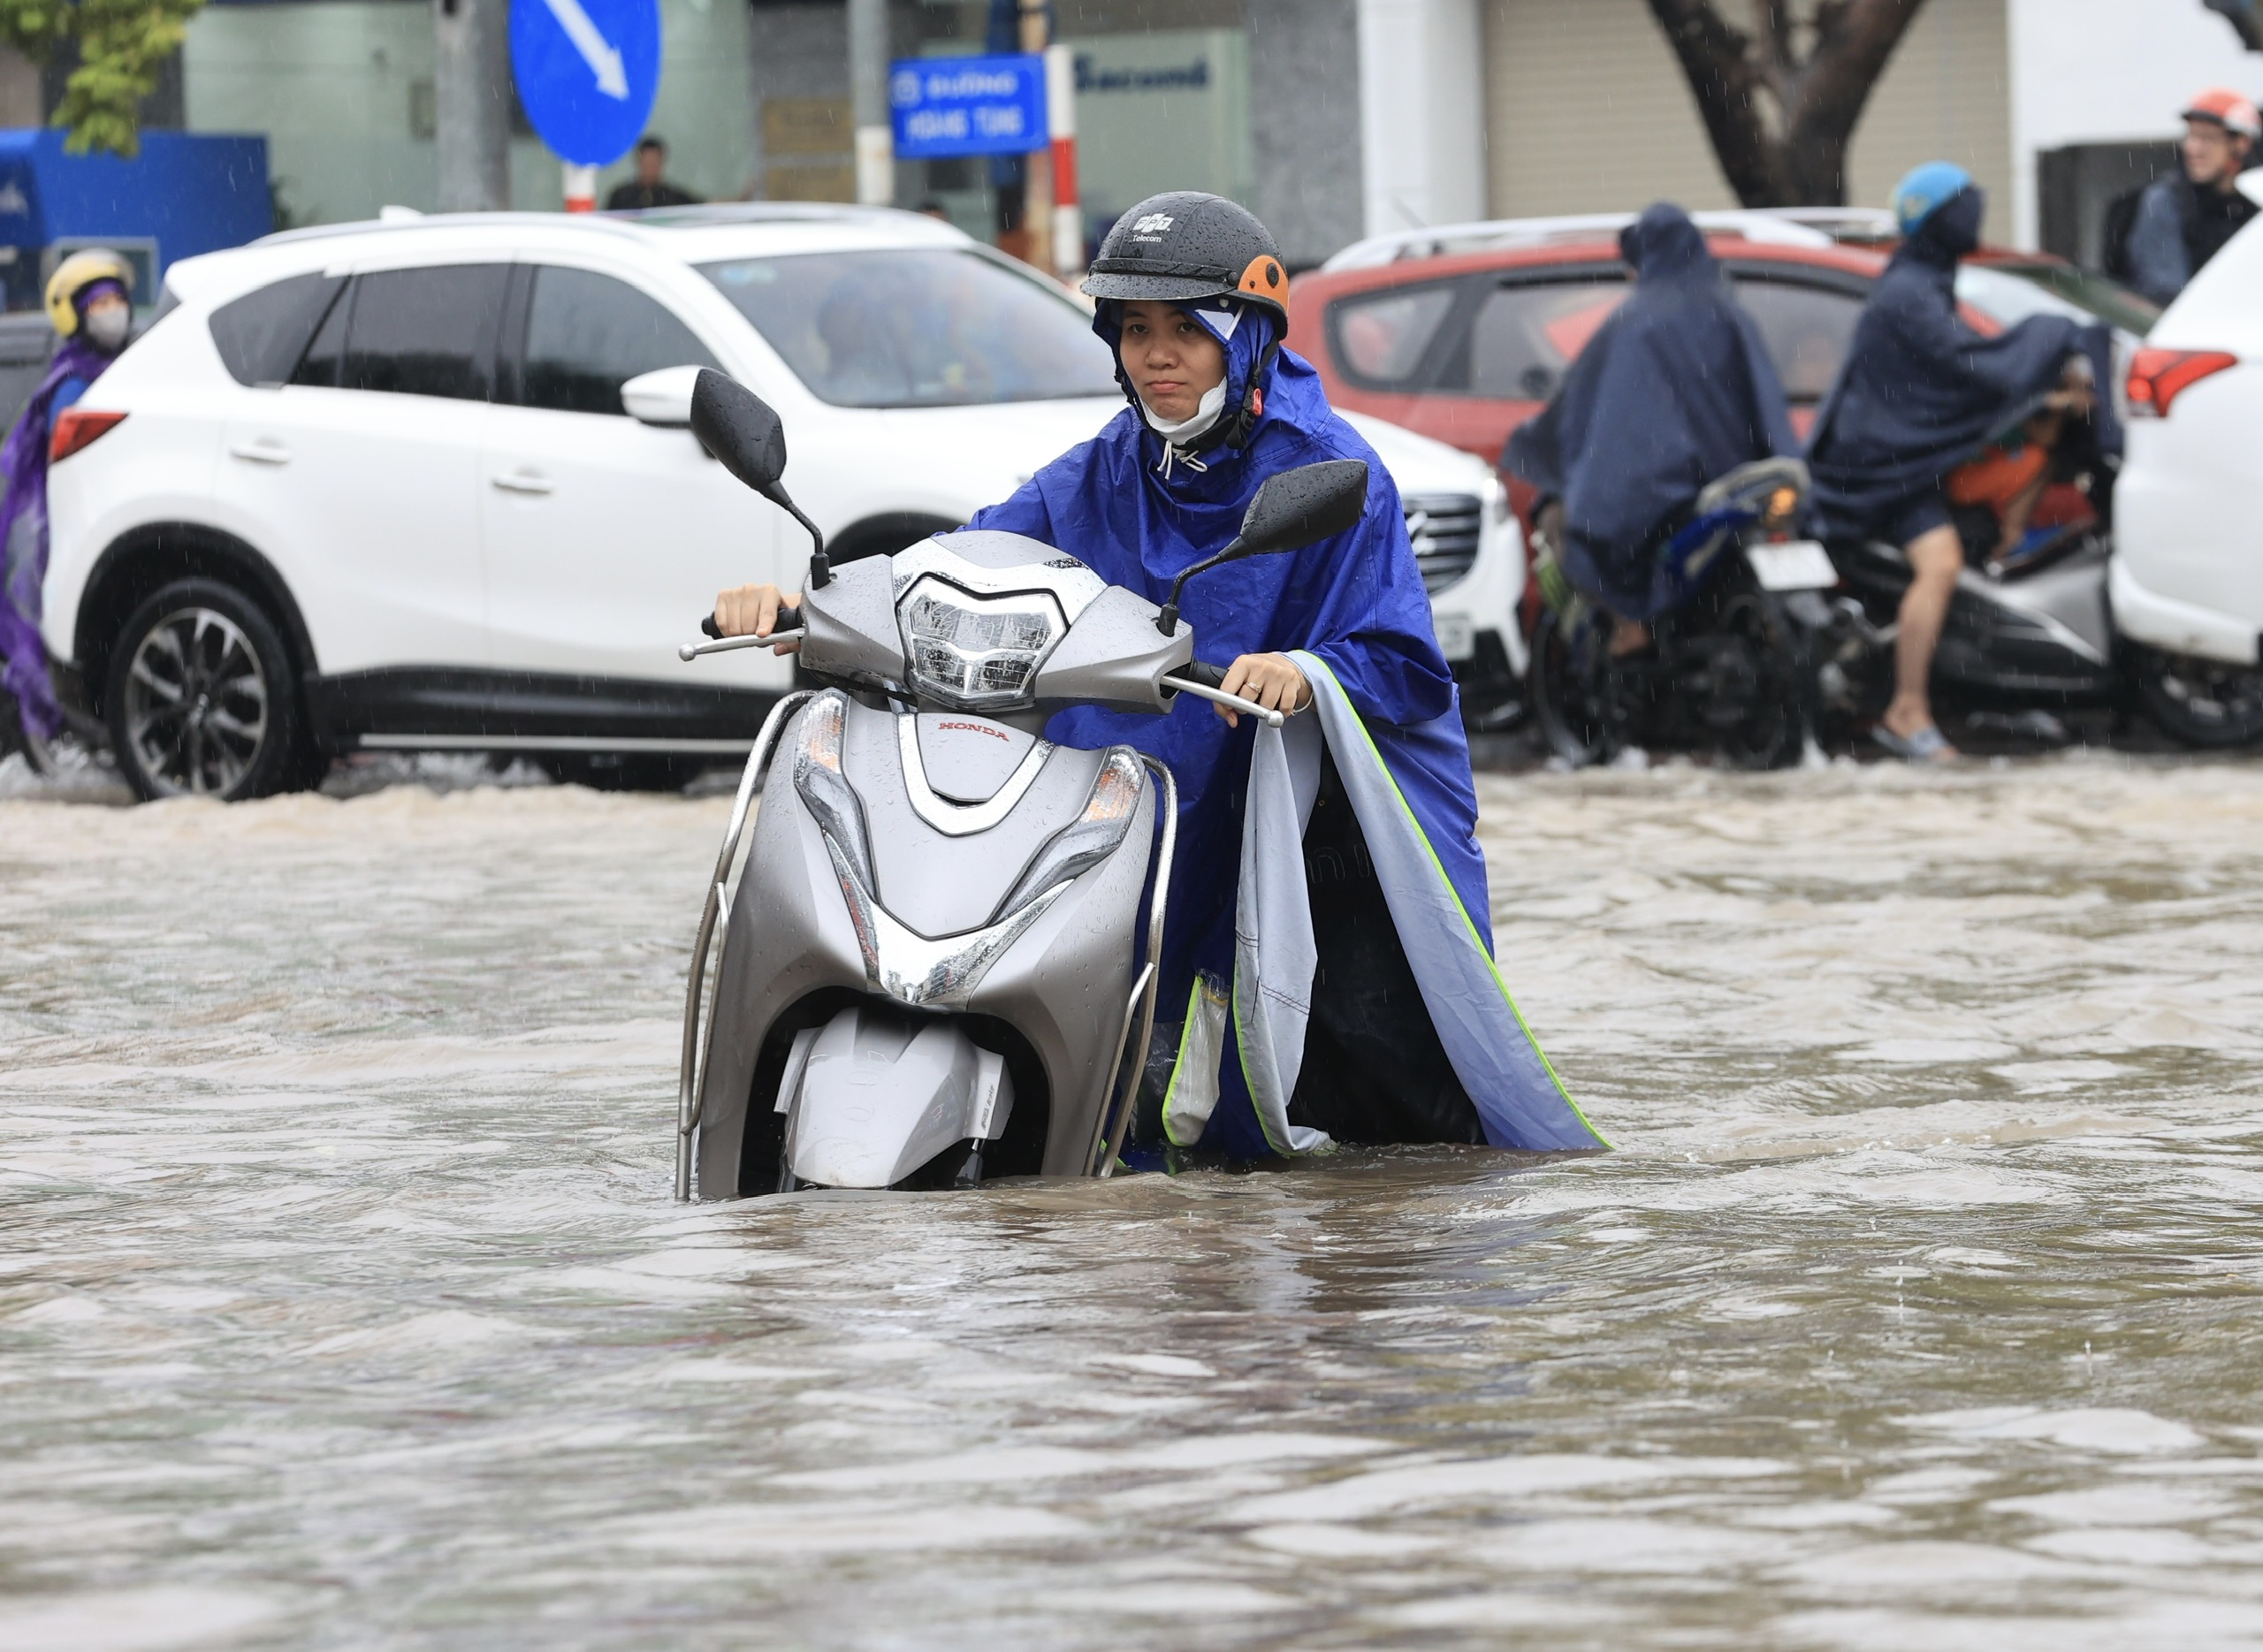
[
  {"left": 699, "top": 605, "right": 800, "bottom": 640},
  {"left": 682, "top": 606, "right": 803, "bottom": 662},
  {"left": 1178, "top": 659, "right": 1228, "bottom": 690}
]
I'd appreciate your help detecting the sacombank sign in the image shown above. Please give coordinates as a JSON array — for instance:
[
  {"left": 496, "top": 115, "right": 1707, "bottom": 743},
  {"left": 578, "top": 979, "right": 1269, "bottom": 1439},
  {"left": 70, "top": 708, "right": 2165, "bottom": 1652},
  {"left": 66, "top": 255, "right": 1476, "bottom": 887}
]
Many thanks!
[{"left": 889, "top": 53, "right": 1048, "bottom": 159}]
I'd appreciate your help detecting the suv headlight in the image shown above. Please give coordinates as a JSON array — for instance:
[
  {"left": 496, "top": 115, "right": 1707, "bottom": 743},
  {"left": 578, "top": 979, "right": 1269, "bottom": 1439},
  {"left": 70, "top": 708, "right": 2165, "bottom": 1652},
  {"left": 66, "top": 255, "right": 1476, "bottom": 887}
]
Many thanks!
[
  {"left": 897, "top": 577, "right": 1067, "bottom": 712},
  {"left": 993, "top": 748, "right": 1144, "bottom": 919}
]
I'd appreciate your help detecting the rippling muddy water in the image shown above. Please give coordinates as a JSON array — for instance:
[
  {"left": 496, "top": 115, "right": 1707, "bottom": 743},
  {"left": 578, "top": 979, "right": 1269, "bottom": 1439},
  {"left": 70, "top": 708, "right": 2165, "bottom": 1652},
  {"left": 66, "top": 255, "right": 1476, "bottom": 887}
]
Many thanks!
[{"left": 5, "top": 755, "right": 2263, "bottom": 1649}]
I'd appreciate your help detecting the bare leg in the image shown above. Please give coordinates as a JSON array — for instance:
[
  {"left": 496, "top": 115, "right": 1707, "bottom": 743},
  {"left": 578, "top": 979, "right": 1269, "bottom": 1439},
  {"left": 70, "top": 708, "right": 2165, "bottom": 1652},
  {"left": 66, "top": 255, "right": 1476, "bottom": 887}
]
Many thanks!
[
  {"left": 1882, "top": 525, "right": 1962, "bottom": 746},
  {"left": 1609, "top": 616, "right": 1650, "bottom": 657}
]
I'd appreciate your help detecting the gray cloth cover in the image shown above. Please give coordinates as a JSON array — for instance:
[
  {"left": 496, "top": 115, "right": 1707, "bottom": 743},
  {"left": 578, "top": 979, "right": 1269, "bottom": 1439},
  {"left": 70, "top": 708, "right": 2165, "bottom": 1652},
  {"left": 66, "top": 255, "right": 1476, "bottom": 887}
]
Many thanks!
[{"left": 1231, "top": 654, "right": 1609, "bottom": 1153}]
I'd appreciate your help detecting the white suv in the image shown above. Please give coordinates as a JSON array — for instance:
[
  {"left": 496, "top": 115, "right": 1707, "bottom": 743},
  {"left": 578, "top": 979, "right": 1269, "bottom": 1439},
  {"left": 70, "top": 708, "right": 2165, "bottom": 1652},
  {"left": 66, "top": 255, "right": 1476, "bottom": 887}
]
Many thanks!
[
  {"left": 44, "top": 204, "right": 1523, "bottom": 799},
  {"left": 2111, "top": 174, "right": 2263, "bottom": 747}
]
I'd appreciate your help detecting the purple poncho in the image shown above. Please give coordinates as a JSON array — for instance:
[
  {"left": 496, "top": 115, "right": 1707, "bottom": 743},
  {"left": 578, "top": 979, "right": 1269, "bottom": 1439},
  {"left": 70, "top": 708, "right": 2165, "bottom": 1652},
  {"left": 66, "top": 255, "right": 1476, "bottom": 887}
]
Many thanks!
[{"left": 0, "top": 330, "right": 111, "bottom": 738}]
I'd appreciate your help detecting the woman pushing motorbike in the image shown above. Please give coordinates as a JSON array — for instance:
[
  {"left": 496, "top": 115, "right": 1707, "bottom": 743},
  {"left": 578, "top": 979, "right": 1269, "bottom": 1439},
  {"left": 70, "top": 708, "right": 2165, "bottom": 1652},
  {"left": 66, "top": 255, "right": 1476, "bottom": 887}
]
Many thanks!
[{"left": 715, "top": 193, "right": 1603, "bottom": 1161}]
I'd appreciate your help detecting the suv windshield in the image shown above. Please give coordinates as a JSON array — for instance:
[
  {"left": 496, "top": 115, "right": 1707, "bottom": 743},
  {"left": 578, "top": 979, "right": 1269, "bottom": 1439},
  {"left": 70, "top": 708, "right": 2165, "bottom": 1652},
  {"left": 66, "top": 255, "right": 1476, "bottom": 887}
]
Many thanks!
[{"left": 697, "top": 248, "right": 1118, "bottom": 408}]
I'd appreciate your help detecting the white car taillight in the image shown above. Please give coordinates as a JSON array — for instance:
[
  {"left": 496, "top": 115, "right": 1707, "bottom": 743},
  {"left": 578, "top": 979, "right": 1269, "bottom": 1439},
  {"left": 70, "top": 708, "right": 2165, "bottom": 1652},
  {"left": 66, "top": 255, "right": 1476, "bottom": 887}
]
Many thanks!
[
  {"left": 2126, "top": 347, "right": 2238, "bottom": 418},
  {"left": 50, "top": 407, "right": 126, "bottom": 462}
]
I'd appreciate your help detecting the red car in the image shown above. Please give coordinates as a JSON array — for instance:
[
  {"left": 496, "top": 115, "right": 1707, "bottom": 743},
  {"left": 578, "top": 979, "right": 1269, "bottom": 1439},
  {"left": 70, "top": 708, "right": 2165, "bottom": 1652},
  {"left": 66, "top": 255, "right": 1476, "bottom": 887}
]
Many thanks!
[{"left": 1288, "top": 209, "right": 2157, "bottom": 471}]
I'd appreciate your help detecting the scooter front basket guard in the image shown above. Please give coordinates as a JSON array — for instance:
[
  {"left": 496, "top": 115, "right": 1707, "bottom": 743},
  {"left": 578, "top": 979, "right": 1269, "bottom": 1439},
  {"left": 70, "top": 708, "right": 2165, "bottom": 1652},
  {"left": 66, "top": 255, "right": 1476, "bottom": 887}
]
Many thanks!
[{"left": 676, "top": 689, "right": 815, "bottom": 1201}]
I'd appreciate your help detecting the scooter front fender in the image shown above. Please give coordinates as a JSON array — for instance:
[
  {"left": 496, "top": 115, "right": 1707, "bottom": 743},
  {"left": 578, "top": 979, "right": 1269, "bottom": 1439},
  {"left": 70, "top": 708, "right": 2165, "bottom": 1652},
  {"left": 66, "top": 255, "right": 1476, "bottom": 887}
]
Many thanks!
[{"left": 782, "top": 1004, "right": 1011, "bottom": 1189}]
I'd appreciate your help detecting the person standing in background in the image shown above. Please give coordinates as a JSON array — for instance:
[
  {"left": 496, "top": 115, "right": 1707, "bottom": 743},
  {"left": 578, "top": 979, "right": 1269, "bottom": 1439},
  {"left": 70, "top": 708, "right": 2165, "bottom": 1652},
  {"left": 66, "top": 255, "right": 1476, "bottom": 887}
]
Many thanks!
[
  {"left": 0, "top": 250, "right": 133, "bottom": 760},
  {"left": 606, "top": 136, "right": 703, "bottom": 211},
  {"left": 2124, "top": 89, "right": 2259, "bottom": 306}
]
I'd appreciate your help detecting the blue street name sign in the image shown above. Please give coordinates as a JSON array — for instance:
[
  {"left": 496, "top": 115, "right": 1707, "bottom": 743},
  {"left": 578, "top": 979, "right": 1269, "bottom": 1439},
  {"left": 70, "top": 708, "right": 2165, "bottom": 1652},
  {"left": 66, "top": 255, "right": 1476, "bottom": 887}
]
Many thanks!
[
  {"left": 889, "top": 54, "right": 1048, "bottom": 159},
  {"left": 509, "top": 0, "right": 661, "bottom": 169}
]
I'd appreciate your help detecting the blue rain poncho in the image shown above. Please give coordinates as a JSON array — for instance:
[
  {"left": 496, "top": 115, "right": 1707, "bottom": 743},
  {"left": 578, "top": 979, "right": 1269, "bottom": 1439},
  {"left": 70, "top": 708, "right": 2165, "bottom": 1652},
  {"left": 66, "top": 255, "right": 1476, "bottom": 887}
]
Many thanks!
[
  {"left": 1807, "top": 187, "right": 2121, "bottom": 541},
  {"left": 1503, "top": 203, "right": 1798, "bottom": 621},
  {"left": 966, "top": 297, "right": 1604, "bottom": 1156}
]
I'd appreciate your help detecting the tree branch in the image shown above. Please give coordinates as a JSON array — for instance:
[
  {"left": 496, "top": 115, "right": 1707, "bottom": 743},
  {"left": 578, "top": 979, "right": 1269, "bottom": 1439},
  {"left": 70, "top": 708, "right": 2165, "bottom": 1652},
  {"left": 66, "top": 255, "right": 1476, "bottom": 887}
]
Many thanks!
[
  {"left": 1762, "top": 0, "right": 1797, "bottom": 79},
  {"left": 1788, "top": 0, "right": 1925, "bottom": 136},
  {"left": 2203, "top": 0, "right": 2262, "bottom": 51},
  {"left": 0, "top": 0, "right": 205, "bottom": 156}
]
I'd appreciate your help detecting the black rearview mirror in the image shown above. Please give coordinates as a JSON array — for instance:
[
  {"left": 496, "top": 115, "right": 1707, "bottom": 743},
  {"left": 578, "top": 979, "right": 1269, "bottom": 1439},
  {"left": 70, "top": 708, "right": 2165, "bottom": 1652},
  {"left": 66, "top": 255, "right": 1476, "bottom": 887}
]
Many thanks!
[
  {"left": 1235, "top": 459, "right": 1370, "bottom": 558},
  {"left": 1154, "top": 458, "right": 1370, "bottom": 634},
  {"left": 689, "top": 368, "right": 834, "bottom": 589},
  {"left": 690, "top": 369, "right": 788, "bottom": 497}
]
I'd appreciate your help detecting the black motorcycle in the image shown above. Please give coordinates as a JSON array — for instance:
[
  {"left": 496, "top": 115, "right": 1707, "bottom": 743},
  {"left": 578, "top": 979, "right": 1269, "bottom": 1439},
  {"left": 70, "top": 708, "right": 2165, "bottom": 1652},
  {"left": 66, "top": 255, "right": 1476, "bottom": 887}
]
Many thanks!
[
  {"left": 1529, "top": 458, "right": 1832, "bottom": 770},
  {"left": 1810, "top": 408, "right": 2263, "bottom": 750}
]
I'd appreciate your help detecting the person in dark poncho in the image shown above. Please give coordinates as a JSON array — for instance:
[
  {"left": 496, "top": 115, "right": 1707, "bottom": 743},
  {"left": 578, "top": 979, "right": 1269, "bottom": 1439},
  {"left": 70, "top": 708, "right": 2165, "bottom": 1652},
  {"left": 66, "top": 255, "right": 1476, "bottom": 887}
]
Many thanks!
[
  {"left": 1, "top": 249, "right": 133, "bottom": 752},
  {"left": 714, "top": 192, "right": 1604, "bottom": 1161},
  {"left": 1807, "top": 163, "right": 2114, "bottom": 763},
  {"left": 1505, "top": 202, "right": 1797, "bottom": 653}
]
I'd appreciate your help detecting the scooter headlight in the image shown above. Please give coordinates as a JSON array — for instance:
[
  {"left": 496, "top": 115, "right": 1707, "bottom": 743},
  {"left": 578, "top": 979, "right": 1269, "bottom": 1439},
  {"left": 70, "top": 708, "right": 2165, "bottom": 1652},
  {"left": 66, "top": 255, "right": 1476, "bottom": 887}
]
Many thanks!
[
  {"left": 793, "top": 693, "right": 876, "bottom": 898},
  {"left": 897, "top": 577, "right": 1068, "bottom": 712},
  {"left": 993, "top": 748, "right": 1145, "bottom": 919}
]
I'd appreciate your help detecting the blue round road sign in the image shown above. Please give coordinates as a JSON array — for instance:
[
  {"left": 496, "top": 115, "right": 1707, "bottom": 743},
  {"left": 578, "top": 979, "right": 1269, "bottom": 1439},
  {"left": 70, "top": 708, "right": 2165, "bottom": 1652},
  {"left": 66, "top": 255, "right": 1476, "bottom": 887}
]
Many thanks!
[{"left": 509, "top": 0, "right": 661, "bottom": 169}]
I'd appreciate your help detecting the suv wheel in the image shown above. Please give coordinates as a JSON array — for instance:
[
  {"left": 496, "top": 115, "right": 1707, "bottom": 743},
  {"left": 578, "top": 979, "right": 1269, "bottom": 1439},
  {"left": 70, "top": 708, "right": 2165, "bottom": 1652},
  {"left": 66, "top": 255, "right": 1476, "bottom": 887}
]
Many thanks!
[
  {"left": 105, "top": 578, "right": 310, "bottom": 801},
  {"left": 2130, "top": 643, "right": 2263, "bottom": 750}
]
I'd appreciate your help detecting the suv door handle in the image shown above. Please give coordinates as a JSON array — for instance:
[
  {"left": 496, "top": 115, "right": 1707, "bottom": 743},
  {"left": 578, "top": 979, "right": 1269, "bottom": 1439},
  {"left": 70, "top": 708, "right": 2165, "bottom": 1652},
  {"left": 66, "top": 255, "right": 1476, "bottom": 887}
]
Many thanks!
[
  {"left": 228, "top": 438, "right": 291, "bottom": 466},
  {"left": 491, "top": 469, "right": 554, "bottom": 496}
]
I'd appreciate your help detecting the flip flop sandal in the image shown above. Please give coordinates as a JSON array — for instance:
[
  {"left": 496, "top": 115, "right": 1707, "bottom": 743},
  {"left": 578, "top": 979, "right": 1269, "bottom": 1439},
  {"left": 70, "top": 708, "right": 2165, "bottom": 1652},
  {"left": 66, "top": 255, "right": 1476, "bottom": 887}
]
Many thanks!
[{"left": 1871, "top": 723, "right": 1956, "bottom": 764}]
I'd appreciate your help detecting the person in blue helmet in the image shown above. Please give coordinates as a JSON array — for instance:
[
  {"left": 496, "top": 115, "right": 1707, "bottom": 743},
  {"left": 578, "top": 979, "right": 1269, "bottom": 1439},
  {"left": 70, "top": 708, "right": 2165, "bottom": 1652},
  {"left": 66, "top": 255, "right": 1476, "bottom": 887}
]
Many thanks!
[
  {"left": 714, "top": 191, "right": 1604, "bottom": 1161},
  {"left": 1807, "top": 163, "right": 2111, "bottom": 763},
  {"left": 1505, "top": 202, "right": 1799, "bottom": 656}
]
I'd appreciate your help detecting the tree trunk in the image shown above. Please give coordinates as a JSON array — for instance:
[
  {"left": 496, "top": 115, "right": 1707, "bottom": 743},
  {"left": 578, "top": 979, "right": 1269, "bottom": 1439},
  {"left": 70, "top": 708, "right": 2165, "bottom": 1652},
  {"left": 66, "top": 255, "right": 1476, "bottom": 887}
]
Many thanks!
[
  {"left": 1644, "top": 0, "right": 1929, "bottom": 207},
  {"left": 2204, "top": 0, "right": 2263, "bottom": 52},
  {"left": 434, "top": 0, "right": 511, "bottom": 213}
]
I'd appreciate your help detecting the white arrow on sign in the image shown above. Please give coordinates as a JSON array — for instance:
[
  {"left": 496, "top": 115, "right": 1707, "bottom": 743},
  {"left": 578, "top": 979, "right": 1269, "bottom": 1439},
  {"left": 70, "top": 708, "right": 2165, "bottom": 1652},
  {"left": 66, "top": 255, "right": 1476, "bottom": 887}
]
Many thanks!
[{"left": 540, "top": 0, "right": 629, "bottom": 99}]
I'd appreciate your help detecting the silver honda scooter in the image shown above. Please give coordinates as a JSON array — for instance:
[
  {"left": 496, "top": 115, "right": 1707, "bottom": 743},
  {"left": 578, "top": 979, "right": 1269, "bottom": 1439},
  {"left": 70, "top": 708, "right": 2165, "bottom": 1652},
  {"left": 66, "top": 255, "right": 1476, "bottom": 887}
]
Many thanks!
[{"left": 671, "top": 371, "right": 1367, "bottom": 1199}]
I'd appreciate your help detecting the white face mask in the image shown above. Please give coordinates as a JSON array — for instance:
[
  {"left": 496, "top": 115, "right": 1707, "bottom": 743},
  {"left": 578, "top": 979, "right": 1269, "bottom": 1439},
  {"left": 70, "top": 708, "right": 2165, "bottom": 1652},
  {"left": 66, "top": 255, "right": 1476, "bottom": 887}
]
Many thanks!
[
  {"left": 1141, "top": 379, "right": 1227, "bottom": 445},
  {"left": 85, "top": 306, "right": 129, "bottom": 351}
]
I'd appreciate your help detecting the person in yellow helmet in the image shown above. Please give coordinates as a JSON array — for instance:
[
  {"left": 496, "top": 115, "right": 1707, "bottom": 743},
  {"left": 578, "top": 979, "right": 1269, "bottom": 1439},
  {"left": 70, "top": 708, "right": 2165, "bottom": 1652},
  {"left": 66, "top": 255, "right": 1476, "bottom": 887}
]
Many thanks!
[{"left": 1, "top": 250, "right": 133, "bottom": 753}]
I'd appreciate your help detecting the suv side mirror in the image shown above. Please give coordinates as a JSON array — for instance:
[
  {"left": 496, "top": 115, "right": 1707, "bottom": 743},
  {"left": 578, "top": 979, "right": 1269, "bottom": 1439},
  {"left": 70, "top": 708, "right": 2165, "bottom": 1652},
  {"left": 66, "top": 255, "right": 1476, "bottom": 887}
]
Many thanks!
[
  {"left": 621, "top": 365, "right": 704, "bottom": 427},
  {"left": 1154, "top": 458, "right": 1370, "bottom": 634}
]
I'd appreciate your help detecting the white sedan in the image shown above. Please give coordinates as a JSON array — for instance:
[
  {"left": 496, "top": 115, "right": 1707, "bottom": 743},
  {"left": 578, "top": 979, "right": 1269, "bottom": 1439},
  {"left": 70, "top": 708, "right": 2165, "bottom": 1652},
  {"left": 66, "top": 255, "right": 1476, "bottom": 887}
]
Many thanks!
[
  {"left": 43, "top": 204, "right": 1521, "bottom": 799},
  {"left": 2112, "top": 172, "right": 2263, "bottom": 746}
]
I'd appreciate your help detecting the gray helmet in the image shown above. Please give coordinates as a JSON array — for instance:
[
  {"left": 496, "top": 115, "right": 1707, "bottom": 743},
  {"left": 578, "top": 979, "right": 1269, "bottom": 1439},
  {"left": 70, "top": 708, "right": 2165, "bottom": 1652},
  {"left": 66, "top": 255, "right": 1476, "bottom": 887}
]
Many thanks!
[{"left": 1083, "top": 192, "right": 1290, "bottom": 325}]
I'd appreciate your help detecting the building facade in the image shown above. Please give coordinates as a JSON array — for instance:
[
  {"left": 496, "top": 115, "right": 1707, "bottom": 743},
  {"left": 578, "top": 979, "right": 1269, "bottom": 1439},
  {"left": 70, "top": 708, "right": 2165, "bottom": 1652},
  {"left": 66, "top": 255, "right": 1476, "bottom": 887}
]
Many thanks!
[{"left": 66, "top": 0, "right": 2259, "bottom": 266}]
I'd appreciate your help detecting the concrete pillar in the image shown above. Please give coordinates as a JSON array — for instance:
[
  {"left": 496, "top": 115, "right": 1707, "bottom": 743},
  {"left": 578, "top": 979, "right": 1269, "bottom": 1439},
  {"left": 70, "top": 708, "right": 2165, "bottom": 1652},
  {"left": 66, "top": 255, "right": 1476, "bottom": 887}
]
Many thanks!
[
  {"left": 1356, "top": 0, "right": 1488, "bottom": 239},
  {"left": 434, "top": 0, "right": 511, "bottom": 213},
  {"left": 1247, "top": 0, "right": 1365, "bottom": 269},
  {"left": 848, "top": 0, "right": 893, "bottom": 205}
]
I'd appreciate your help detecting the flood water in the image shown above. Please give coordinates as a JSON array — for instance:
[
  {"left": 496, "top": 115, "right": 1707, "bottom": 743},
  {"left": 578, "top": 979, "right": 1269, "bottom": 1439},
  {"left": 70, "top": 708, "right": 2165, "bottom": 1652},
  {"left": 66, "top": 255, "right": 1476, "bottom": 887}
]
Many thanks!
[{"left": 4, "top": 753, "right": 2263, "bottom": 1649}]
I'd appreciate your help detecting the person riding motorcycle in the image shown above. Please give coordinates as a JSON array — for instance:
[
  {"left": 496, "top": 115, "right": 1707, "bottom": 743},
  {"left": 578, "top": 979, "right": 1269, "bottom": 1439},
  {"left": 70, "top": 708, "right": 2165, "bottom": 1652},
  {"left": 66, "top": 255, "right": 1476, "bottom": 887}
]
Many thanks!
[
  {"left": 1504, "top": 202, "right": 1799, "bottom": 655},
  {"left": 714, "top": 192, "right": 1599, "bottom": 1161},
  {"left": 0, "top": 250, "right": 133, "bottom": 754},
  {"left": 1805, "top": 164, "right": 2114, "bottom": 764}
]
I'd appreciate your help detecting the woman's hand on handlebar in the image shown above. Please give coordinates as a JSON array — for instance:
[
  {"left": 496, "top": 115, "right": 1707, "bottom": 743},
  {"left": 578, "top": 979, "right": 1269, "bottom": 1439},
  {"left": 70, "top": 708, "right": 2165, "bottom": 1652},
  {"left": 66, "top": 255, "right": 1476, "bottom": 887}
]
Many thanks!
[
  {"left": 1215, "top": 653, "right": 1312, "bottom": 727},
  {"left": 713, "top": 583, "right": 802, "bottom": 654}
]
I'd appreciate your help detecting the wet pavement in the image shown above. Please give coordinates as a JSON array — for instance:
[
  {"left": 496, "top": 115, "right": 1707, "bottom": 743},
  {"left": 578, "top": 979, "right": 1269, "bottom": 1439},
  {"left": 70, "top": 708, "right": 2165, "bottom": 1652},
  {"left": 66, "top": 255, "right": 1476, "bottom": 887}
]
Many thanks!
[{"left": 4, "top": 751, "right": 2263, "bottom": 1649}]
